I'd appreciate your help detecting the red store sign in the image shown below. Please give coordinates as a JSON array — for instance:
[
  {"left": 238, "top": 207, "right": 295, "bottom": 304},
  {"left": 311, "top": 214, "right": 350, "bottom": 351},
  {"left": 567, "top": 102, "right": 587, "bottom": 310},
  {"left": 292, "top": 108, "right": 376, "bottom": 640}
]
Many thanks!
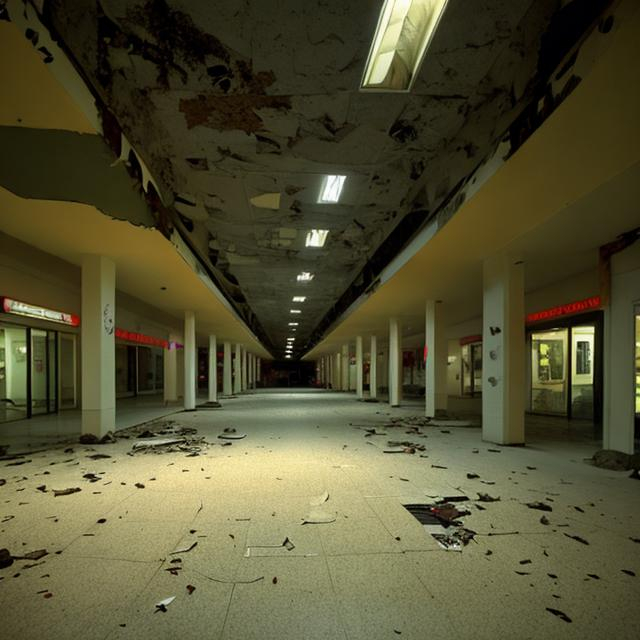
[
  {"left": 1, "top": 296, "right": 80, "bottom": 327},
  {"left": 526, "top": 295, "right": 601, "bottom": 324},
  {"left": 115, "top": 328, "right": 168, "bottom": 349}
]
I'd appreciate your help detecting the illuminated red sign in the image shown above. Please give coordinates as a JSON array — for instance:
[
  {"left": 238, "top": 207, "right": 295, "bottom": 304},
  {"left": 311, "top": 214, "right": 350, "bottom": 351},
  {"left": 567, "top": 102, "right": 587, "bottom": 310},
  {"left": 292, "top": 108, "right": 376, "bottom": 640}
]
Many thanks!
[
  {"left": 1, "top": 296, "right": 80, "bottom": 326},
  {"left": 115, "top": 328, "right": 168, "bottom": 349},
  {"left": 526, "top": 295, "right": 601, "bottom": 324}
]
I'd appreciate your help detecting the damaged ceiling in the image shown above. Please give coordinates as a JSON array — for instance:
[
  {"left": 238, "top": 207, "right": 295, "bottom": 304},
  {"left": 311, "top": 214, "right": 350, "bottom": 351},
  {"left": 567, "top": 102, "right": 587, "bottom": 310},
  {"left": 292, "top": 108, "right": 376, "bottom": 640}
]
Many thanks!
[{"left": 4, "top": 0, "right": 613, "bottom": 357}]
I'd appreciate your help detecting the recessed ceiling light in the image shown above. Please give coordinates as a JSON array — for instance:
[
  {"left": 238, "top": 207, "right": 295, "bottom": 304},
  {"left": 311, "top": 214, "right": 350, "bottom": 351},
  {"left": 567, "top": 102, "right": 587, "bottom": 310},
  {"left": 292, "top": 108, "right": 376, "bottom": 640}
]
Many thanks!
[
  {"left": 290, "top": 309, "right": 301, "bottom": 314},
  {"left": 361, "top": 0, "right": 449, "bottom": 92},
  {"left": 318, "top": 175, "right": 346, "bottom": 203},
  {"left": 287, "top": 337, "right": 295, "bottom": 341},
  {"left": 285, "top": 355, "right": 291, "bottom": 359},
  {"left": 292, "top": 296, "right": 306, "bottom": 302},
  {"left": 296, "top": 272, "right": 314, "bottom": 282},
  {"left": 305, "top": 229, "right": 329, "bottom": 247},
  {"left": 288, "top": 322, "right": 299, "bottom": 326}
]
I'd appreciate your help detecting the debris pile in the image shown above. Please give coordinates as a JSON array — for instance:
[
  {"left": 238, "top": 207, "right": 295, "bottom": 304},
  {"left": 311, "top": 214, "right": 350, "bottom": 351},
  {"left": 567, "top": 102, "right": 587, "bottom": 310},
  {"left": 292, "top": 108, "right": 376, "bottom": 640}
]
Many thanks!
[{"left": 404, "top": 499, "right": 476, "bottom": 551}]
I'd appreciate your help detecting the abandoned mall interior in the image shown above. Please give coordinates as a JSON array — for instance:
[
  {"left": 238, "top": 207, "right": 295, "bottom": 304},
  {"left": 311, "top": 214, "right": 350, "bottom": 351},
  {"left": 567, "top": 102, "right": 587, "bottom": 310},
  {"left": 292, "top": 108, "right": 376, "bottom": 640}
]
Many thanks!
[{"left": 0, "top": 0, "right": 639, "bottom": 638}]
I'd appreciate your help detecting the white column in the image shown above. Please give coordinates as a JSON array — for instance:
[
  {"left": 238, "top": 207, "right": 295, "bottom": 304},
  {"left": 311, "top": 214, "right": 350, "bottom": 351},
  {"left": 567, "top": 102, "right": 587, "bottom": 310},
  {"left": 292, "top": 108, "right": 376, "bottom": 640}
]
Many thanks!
[
  {"left": 234, "top": 344, "right": 242, "bottom": 395},
  {"left": 251, "top": 353, "right": 256, "bottom": 389},
  {"left": 81, "top": 255, "right": 115, "bottom": 436},
  {"left": 355, "top": 336, "right": 363, "bottom": 398},
  {"left": 164, "top": 334, "right": 179, "bottom": 403},
  {"left": 341, "top": 344, "right": 349, "bottom": 391},
  {"left": 184, "top": 310, "right": 196, "bottom": 410},
  {"left": 247, "top": 353, "right": 253, "bottom": 389},
  {"left": 257, "top": 357, "right": 261, "bottom": 384},
  {"left": 389, "top": 318, "right": 401, "bottom": 407},
  {"left": 223, "top": 341, "right": 232, "bottom": 396},
  {"left": 425, "top": 300, "right": 448, "bottom": 417},
  {"left": 239, "top": 347, "right": 246, "bottom": 391},
  {"left": 208, "top": 334, "right": 217, "bottom": 403},
  {"left": 370, "top": 335, "right": 377, "bottom": 399},
  {"left": 482, "top": 254, "right": 525, "bottom": 444}
]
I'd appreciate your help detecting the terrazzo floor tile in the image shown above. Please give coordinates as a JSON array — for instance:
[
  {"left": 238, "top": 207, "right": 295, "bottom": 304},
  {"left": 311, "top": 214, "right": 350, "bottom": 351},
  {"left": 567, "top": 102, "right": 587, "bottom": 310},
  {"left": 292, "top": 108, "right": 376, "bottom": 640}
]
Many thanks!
[{"left": 222, "top": 556, "right": 348, "bottom": 640}]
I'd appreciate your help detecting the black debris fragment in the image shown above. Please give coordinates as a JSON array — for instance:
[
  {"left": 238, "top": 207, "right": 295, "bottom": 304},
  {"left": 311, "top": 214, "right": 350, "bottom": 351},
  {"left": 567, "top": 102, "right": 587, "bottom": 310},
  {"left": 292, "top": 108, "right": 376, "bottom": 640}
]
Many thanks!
[
  {"left": 36, "top": 485, "right": 47, "bottom": 492},
  {"left": 83, "top": 473, "right": 100, "bottom": 483},
  {"left": 134, "top": 483, "right": 145, "bottom": 489},
  {"left": 546, "top": 608, "right": 571, "bottom": 623},
  {"left": 563, "top": 533, "right": 589, "bottom": 545},
  {"left": 526, "top": 501, "right": 552, "bottom": 512},
  {"left": 0, "top": 549, "right": 13, "bottom": 569},
  {"left": 0, "top": 479, "right": 5, "bottom": 486},
  {"left": 630, "top": 537, "right": 640, "bottom": 544},
  {"left": 86, "top": 454, "right": 111, "bottom": 460},
  {"left": 621, "top": 569, "right": 636, "bottom": 576},
  {"left": 466, "top": 473, "right": 480, "bottom": 479},
  {"left": 487, "top": 449, "right": 501, "bottom": 453},
  {"left": 186, "top": 584, "right": 196, "bottom": 594},
  {"left": 540, "top": 516, "right": 550, "bottom": 525},
  {"left": 587, "top": 574, "right": 600, "bottom": 579},
  {"left": 477, "top": 493, "right": 500, "bottom": 503},
  {"left": 6, "top": 459, "right": 31, "bottom": 466},
  {"left": 53, "top": 487, "right": 81, "bottom": 497}
]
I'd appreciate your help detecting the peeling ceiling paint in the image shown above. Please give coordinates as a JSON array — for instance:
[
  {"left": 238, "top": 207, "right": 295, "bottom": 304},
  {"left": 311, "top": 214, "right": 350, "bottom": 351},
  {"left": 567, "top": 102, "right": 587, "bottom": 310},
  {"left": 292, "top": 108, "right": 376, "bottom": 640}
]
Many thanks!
[{"left": 4, "top": 0, "right": 614, "bottom": 357}]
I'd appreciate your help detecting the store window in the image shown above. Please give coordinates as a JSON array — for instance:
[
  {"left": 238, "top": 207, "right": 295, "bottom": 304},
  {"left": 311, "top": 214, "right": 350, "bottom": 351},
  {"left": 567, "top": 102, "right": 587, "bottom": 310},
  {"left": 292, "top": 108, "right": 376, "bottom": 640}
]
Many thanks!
[
  {"left": 530, "top": 323, "right": 597, "bottom": 420},
  {"left": 461, "top": 342, "right": 482, "bottom": 396},
  {"left": 0, "top": 324, "right": 28, "bottom": 423}
]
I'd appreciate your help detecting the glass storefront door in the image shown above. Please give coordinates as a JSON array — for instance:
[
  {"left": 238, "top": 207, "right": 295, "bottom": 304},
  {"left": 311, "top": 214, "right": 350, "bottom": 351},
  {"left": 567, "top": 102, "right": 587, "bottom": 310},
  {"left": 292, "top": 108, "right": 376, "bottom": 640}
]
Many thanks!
[
  {"left": 530, "top": 321, "right": 599, "bottom": 420},
  {"left": 570, "top": 325, "right": 595, "bottom": 420},
  {"left": 531, "top": 328, "right": 568, "bottom": 414},
  {"left": 635, "top": 308, "right": 640, "bottom": 417},
  {"left": 0, "top": 324, "right": 28, "bottom": 422},
  {"left": 461, "top": 342, "right": 482, "bottom": 396},
  {"left": 59, "top": 333, "right": 77, "bottom": 409}
]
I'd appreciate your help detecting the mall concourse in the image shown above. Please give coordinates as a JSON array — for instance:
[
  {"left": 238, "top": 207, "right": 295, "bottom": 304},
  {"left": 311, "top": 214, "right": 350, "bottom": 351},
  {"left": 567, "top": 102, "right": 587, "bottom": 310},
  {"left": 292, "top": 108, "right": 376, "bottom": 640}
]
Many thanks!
[{"left": 0, "top": 0, "right": 639, "bottom": 457}]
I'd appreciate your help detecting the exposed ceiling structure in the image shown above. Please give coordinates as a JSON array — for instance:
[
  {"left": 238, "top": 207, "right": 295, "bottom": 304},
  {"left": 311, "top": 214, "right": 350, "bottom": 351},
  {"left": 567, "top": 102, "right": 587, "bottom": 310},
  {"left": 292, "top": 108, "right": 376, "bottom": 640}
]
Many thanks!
[{"left": 1, "top": 0, "right": 616, "bottom": 358}]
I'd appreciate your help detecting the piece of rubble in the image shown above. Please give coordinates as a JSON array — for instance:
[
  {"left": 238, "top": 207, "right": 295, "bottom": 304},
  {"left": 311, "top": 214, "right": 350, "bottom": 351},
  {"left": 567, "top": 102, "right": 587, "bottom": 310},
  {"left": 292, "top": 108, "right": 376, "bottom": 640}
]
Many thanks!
[
  {"left": 53, "top": 487, "right": 81, "bottom": 497},
  {"left": 155, "top": 596, "right": 175, "bottom": 612},
  {"left": 218, "top": 432, "right": 246, "bottom": 440},
  {"left": 477, "top": 493, "right": 500, "bottom": 503},
  {"left": 526, "top": 501, "right": 552, "bottom": 512},
  {"left": 546, "top": 608, "right": 571, "bottom": 623},
  {"left": 0, "top": 548, "right": 13, "bottom": 569},
  {"left": 302, "top": 509, "right": 336, "bottom": 524},
  {"left": 170, "top": 541, "right": 197, "bottom": 554},
  {"left": 309, "top": 491, "right": 329, "bottom": 506}
]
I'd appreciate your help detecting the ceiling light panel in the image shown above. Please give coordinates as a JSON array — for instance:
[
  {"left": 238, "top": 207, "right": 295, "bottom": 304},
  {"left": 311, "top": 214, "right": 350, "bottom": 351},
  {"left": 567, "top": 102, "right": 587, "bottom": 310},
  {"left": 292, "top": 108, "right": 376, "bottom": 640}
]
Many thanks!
[
  {"left": 305, "top": 229, "right": 329, "bottom": 247},
  {"left": 361, "top": 0, "right": 449, "bottom": 92},
  {"left": 318, "top": 175, "right": 346, "bottom": 203},
  {"left": 297, "top": 272, "right": 314, "bottom": 282},
  {"left": 288, "top": 322, "right": 299, "bottom": 326},
  {"left": 290, "top": 309, "right": 301, "bottom": 314},
  {"left": 292, "top": 296, "right": 306, "bottom": 302}
]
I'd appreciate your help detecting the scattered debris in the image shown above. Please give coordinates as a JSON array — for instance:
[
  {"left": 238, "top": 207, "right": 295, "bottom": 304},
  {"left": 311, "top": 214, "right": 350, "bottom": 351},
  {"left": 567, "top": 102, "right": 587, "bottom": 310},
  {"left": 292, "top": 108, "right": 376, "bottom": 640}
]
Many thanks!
[
  {"left": 487, "top": 449, "right": 501, "bottom": 453},
  {"left": 403, "top": 503, "right": 475, "bottom": 552},
  {"left": 546, "top": 608, "right": 571, "bottom": 623},
  {"left": 526, "top": 502, "right": 552, "bottom": 512},
  {"left": 170, "top": 541, "right": 198, "bottom": 555},
  {"left": 621, "top": 569, "right": 635, "bottom": 576},
  {"left": 155, "top": 596, "right": 175, "bottom": 612},
  {"left": 589, "top": 449, "right": 640, "bottom": 471},
  {"left": 431, "top": 464, "right": 447, "bottom": 469},
  {"left": 14, "top": 549, "right": 47, "bottom": 561},
  {"left": 186, "top": 584, "right": 196, "bottom": 595},
  {"left": 540, "top": 516, "right": 550, "bottom": 525},
  {"left": 564, "top": 534, "right": 589, "bottom": 545},
  {"left": 302, "top": 509, "right": 336, "bottom": 524},
  {"left": 466, "top": 473, "right": 480, "bottom": 479},
  {"left": 272, "top": 576, "right": 278, "bottom": 584},
  {"left": 36, "top": 485, "right": 47, "bottom": 492},
  {"left": 0, "top": 548, "right": 13, "bottom": 569},
  {"left": 477, "top": 493, "right": 500, "bottom": 503},
  {"left": 53, "top": 488, "right": 81, "bottom": 497},
  {"left": 83, "top": 473, "right": 100, "bottom": 483},
  {"left": 134, "top": 483, "right": 145, "bottom": 489},
  {"left": 309, "top": 491, "right": 329, "bottom": 506}
]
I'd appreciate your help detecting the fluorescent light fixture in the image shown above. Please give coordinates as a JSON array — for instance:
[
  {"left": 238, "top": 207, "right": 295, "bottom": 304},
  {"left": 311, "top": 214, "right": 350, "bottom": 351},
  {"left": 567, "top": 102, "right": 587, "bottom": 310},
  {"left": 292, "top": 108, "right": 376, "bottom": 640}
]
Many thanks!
[
  {"left": 318, "top": 175, "right": 346, "bottom": 203},
  {"left": 290, "top": 309, "right": 301, "bottom": 314},
  {"left": 287, "top": 337, "right": 295, "bottom": 342},
  {"left": 297, "top": 272, "right": 314, "bottom": 282},
  {"left": 288, "top": 322, "right": 299, "bottom": 326},
  {"left": 361, "top": 0, "right": 449, "bottom": 92},
  {"left": 292, "top": 296, "right": 306, "bottom": 302},
  {"left": 305, "top": 229, "right": 330, "bottom": 247},
  {"left": 285, "top": 355, "right": 291, "bottom": 359}
]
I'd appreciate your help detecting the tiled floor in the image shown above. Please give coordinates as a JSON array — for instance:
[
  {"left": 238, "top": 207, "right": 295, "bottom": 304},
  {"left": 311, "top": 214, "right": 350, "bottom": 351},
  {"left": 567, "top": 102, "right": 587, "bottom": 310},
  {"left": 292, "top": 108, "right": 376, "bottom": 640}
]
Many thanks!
[{"left": 1, "top": 390, "right": 638, "bottom": 639}]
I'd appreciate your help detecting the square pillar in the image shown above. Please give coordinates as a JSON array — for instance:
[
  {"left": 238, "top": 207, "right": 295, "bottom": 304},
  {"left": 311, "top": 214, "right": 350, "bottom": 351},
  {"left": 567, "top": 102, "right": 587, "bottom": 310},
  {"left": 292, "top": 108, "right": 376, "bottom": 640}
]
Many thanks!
[
  {"left": 81, "top": 255, "right": 115, "bottom": 436},
  {"left": 164, "top": 333, "right": 179, "bottom": 403},
  {"left": 341, "top": 343, "right": 349, "bottom": 391},
  {"left": 208, "top": 334, "right": 217, "bottom": 403},
  {"left": 355, "top": 336, "right": 364, "bottom": 398},
  {"left": 234, "top": 344, "right": 242, "bottom": 395},
  {"left": 240, "top": 347, "right": 246, "bottom": 391},
  {"left": 425, "top": 300, "right": 448, "bottom": 417},
  {"left": 370, "top": 335, "right": 377, "bottom": 399},
  {"left": 482, "top": 254, "right": 525, "bottom": 444},
  {"left": 223, "top": 342, "right": 233, "bottom": 396},
  {"left": 257, "top": 357, "right": 261, "bottom": 384},
  {"left": 184, "top": 310, "right": 196, "bottom": 410},
  {"left": 389, "top": 318, "right": 402, "bottom": 407}
]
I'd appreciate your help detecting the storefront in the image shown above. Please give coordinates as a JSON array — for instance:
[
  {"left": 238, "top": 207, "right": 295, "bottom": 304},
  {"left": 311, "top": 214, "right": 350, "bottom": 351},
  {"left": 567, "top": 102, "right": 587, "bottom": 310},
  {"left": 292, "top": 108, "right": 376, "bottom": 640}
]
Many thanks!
[
  {"left": 0, "top": 296, "right": 78, "bottom": 423},
  {"left": 115, "top": 329, "right": 166, "bottom": 398},
  {"left": 526, "top": 296, "right": 603, "bottom": 422},
  {"left": 460, "top": 334, "right": 482, "bottom": 397}
]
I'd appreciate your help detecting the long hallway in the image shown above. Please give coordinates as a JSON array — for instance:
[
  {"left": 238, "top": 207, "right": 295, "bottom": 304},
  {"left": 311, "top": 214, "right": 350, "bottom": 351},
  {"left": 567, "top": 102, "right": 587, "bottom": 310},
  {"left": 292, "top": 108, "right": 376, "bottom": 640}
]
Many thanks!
[{"left": 1, "top": 391, "right": 637, "bottom": 639}]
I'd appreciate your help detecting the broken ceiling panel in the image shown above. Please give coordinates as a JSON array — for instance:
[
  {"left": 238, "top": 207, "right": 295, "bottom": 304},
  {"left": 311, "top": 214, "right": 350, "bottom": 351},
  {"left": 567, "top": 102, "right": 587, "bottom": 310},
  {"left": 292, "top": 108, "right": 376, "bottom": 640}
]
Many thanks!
[{"left": 34, "top": 0, "right": 607, "bottom": 356}]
